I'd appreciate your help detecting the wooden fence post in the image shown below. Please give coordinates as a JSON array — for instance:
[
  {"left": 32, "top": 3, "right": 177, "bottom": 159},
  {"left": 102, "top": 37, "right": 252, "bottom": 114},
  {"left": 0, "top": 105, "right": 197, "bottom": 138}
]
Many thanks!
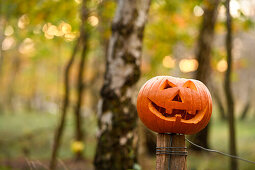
[{"left": 156, "top": 133, "right": 187, "bottom": 170}]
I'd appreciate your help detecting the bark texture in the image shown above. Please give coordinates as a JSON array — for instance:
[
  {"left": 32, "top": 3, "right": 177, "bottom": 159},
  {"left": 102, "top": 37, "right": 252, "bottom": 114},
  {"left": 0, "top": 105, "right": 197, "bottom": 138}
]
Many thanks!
[
  {"left": 192, "top": 0, "right": 220, "bottom": 149},
  {"left": 225, "top": 0, "right": 238, "bottom": 169},
  {"left": 94, "top": 0, "right": 151, "bottom": 169}
]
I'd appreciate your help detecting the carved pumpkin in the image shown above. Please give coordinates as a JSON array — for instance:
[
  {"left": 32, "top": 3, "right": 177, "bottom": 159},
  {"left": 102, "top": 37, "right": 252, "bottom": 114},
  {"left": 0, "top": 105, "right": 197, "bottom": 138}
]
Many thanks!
[{"left": 137, "top": 76, "right": 212, "bottom": 134}]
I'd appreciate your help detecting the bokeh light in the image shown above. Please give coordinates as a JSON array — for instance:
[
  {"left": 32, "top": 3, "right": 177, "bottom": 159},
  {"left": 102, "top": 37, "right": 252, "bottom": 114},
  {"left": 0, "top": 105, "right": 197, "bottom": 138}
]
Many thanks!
[
  {"left": 162, "top": 55, "right": 176, "bottom": 68},
  {"left": 59, "top": 22, "right": 72, "bottom": 34},
  {"left": 2, "top": 37, "right": 16, "bottom": 51},
  {"left": 18, "top": 14, "right": 30, "bottom": 29},
  {"left": 4, "top": 25, "right": 14, "bottom": 36},
  {"left": 179, "top": 59, "right": 198, "bottom": 73},
  {"left": 42, "top": 22, "right": 76, "bottom": 41},
  {"left": 193, "top": 5, "right": 204, "bottom": 17},
  {"left": 18, "top": 38, "right": 35, "bottom": 55},
  {"left": 71, "top": 141, "right": 84, "bottom": 153},
  {"left": 217, "top": 59, "right": 228, "bottom": 72},
  {"left": 64, "top": 32, "right": 77, "bottom": 41},
  {"left": 74, "top": 0, "right": 81, "bottom": 4},
  {"left": 88, "top": 16, "right": 99, "bottom": 27},
  {"left": 47, "top": 25, "right": 58, "bottom": 36}
]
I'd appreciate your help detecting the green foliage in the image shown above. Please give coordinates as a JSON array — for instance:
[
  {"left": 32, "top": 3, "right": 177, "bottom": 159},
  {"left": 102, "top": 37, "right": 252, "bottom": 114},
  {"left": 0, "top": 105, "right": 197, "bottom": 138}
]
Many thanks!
[
  {"left": 144, "top": 0, "right": 201, "bottom": 76},
  {"left": 0, "top": 0, "right": 116, "bottom": 109}
]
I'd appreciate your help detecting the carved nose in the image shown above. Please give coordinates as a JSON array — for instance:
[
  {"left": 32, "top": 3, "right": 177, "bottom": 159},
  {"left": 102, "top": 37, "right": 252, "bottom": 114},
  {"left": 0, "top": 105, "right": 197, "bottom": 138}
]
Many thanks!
[{"left": 172, "top": 91, "right": 182, "bottom": 102}]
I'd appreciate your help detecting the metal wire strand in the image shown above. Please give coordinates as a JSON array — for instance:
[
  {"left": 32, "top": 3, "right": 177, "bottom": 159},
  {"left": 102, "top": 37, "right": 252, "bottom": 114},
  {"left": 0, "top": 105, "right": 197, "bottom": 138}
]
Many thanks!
[
  {"left": 156, "top": 147, "right": 188, "bottom": 156},
  {"left": 157, "top": 147, "right": 187, "bottom": 149},
  {"left": 156, "top": 150, "right": 188, "bottom": 156},
  {"left": 185, "top": 137, "right": 255, "bottom": 165}
]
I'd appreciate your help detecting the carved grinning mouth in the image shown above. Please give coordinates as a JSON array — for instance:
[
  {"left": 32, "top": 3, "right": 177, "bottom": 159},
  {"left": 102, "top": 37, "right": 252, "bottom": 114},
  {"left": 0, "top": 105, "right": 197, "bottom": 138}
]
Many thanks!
[{"left": 150, "top": 101, "right": 197, "bottom": 120}]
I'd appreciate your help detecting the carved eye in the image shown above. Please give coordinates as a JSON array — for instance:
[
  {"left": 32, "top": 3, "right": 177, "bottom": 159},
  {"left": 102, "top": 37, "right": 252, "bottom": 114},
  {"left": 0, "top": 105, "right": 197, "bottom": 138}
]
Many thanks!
[
  {"left": 161, "top": 80, "right": 176, "bottom": 90},
  {"left": 183, "top": 80, "right": 197, "bottom": 91}
]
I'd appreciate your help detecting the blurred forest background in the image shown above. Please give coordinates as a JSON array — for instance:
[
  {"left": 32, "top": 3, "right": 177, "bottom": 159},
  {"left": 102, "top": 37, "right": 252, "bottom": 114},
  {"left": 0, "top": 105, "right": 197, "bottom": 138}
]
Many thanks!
[{"left": 0, "top": 0, "right": 255, "bottom": 169}]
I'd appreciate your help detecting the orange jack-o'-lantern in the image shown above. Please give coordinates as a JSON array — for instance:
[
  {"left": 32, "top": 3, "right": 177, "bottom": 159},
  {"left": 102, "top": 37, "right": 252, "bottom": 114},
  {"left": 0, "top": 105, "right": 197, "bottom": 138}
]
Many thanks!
[{"left": 137, "top": 76, "right": 212, "bottom": 134}]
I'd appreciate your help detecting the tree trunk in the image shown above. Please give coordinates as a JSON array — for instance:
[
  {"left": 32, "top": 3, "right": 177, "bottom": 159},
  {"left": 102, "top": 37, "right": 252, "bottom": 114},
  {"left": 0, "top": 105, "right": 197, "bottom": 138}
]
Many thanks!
[
  {"left": 94, "top": 0, "right": 151, "bottom": 169},
  {"left": 73, "top": 0, "right": 89, "bottom": 160},
  {"left": 225, "top": 1, "right": 238, "bottom": 169},
  {"left": 211, "top": 83, "right": 227, "bottom": 120},
  {"left": 50, "top": 41, "right": 79, "bottom": 170},
  {"left": 214, "top": 91, "right": 227, "bottom": 120},
  {"left": 240, "top": 101, "right": 250, "bottom": 120},
  {"left": 5, "top": 55, "right": 21, "bottom": 111},
  {"left": 49, "top": 38, "right": 80, "bottom": 170},
  {"left": 240, "top": 86, "right": 252, "bottom": 120},
  {"left": 192, "top": 0, "right": 220, "bottom": 150},
  {"left": 0, "top": 18, "right": 5, "bottom": 78},
  {"left": 50, "top": 0, "right": 90, "bottom": 168}
]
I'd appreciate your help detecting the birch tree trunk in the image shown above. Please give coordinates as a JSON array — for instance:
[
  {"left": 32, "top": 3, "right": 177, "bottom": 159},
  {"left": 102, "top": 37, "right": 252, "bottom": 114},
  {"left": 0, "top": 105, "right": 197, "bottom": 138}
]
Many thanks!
[
  {"left": 94, "top": 0, "right": 151, "bottom": 169},
  {"left": 192, "top": 0, "right": 220, "bottom": 149}
]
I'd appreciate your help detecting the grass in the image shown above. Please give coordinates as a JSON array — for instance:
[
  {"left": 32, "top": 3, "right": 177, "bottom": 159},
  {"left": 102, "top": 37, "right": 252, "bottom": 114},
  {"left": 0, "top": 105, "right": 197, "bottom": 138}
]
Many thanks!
[
  {"left": 0, "top": 111, "right": 97, "bottom": 161},
  {"left": 0, "top": 110, "right": 255, "bottom": 170}
]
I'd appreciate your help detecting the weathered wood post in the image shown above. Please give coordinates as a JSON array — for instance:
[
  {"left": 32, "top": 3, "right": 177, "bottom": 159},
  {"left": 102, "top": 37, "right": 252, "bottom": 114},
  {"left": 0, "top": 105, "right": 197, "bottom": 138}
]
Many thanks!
[
  {"left": 156, "top": 133, "right": 187, "bottom": 170},
  {"left": 137, "top": 76, "right": 213, "bottom": 170}
]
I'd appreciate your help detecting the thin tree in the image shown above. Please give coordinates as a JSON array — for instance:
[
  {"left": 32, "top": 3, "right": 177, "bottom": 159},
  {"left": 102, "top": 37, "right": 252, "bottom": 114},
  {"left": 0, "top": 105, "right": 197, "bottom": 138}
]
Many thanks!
[
  {"left": 212, "top": 86, "right": 227, "bottom": 120},
  {"left": 192, "top": 0, "right": 221, "bottom": 149},
  {"left": 49, "top": 0, "right": 88, "bottom": 168},
  {"left": 5, "top": 55, "right": 21, "bottom": 111},
  {"left": 0, "top": 19, "right": 5, "bottom": 78},
  {"left": 225, "top": 0, "right": 238, "bottom": 169},
  {"left": 94, "top": 0, "right": 151, "bottom": 169},
  {"left": 0, "top": 5, "right": 6, "bottom": 78},
  {"left": 49, "top": 39, "right": 80, "bottom": 170},
  {"left": 240, "top": 101, "right": 251, "bottom": 120},
  {"left": 240, "top": 100, "right": 251, "bottom": 120},
  {"left": 0, "top": 19, "right": 4, "bottom": 112},
  {"left": 240, "top": 85, "right": 252, "bottom": 120},
  {"left": 73, "top": 0, "right": 89, "bottom": 160}
]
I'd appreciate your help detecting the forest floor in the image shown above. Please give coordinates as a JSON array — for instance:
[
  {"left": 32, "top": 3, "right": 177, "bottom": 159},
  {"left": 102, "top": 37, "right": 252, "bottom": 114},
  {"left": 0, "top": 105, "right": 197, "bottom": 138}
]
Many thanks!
[{"left": 0, "top": 110, "right": 255, "bottom": 170}]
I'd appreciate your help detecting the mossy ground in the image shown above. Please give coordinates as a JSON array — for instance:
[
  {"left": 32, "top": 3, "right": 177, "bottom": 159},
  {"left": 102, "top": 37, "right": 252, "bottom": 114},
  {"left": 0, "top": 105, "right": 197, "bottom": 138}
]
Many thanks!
[{"left": 0, "top": 110, "right": 254, "bottom": 170}]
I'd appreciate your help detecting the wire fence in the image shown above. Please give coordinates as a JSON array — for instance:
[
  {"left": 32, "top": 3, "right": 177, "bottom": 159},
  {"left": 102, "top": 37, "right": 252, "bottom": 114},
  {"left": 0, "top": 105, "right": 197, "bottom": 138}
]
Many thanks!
[{"left": 185, "top": 137, "right": 255, "bottom": 165}]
